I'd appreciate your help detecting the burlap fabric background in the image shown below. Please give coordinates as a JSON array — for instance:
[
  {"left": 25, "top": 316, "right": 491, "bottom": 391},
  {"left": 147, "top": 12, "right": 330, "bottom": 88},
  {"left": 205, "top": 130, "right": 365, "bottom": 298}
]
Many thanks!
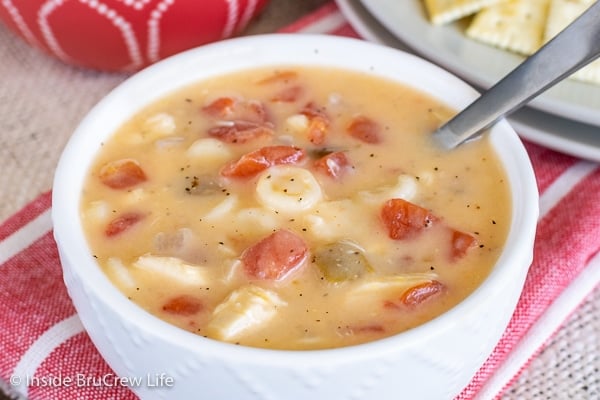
[{"left": 0, "top": 0, "right": 598, "bottom": 398}]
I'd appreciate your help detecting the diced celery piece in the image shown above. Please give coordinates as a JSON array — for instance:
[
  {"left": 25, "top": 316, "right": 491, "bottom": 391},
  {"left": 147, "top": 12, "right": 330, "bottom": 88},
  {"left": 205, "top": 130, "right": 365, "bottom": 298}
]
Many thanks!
[{"left": 313, "top": 241, "right": 373, "bottom": 282}]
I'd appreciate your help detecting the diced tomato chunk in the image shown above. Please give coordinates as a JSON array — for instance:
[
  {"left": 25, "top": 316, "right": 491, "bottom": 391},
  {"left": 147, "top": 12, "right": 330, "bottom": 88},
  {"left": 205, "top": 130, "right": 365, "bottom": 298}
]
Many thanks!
[
  {"left": 381, "top": 198, "right": 436, "bottom": 240},
  {"left": 313, "top": 151, "right": 351, "bottom": 178},
  {"left": 203, "top": 97, "right": 273, "bottom": 144},
  {"left": 208, "top": 121, "right": 273, "bottom": 144},
  {"left": 306, "top": 116, "right": 329, "bottom": 145},
  {"left": 258, "top": 70, "right": 298, "bottom": 84},
  {"left": 105, "top": 212, "right": 144, "bottom": 237},
  {"left": 272, "top": 85, "right": 303, "bottom": 103},
  {"left": 300, "top": 102, "right": 325, "bottom": 119},
  {"left": 202, "top": 97, "right": 268, "bottom": 122},
  {"left": 162, "top": 295, "right": 203, "bottom": 316},
  {"left": 347, "top": 115, "right": 381, "bottom": 144},
  {"left": 242, "top": 229, "right": 308, "bottom": 281},
  {"left": 350, "top": 324, "right": 386, "bottom": 334},
  {"left": 400, "top": 280, "right": 445, "bottom": 306},
  {"left": 450, "top": 229, "right": 477, "bottom": 260},
  {"left": 221, "top": 145, "right": 306, "bottom": 178},
  {"left": 244, "top": 100, "right": 270, "bottom": 123},
  {"left": 99, "top": 159, "right": 146, "bottom": 189},
  {"left": 202, "top": 97, "right": 235, "bottom": 117},
  {"left": 301, "top": 103, "right": 330, "bottom": 145}
]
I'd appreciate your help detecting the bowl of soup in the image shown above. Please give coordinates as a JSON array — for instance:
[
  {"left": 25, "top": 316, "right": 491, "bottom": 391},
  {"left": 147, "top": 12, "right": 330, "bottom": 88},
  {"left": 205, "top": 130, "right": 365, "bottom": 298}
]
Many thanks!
[{"left": 52, "top": 34, "right": 538, "bottom": 399}]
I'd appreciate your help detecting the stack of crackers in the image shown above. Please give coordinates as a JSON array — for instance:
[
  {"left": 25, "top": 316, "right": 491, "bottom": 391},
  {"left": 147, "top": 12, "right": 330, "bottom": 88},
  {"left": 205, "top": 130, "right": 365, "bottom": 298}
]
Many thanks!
[{"left": 423, "top": 0, "right": 600, "bottom": 84}]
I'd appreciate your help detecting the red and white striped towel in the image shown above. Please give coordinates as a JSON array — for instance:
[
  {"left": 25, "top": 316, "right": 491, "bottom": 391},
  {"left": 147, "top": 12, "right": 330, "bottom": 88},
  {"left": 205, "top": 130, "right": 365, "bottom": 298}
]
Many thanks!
[{"left": 1, "top": 3, "right": 599, "bottom": 399}]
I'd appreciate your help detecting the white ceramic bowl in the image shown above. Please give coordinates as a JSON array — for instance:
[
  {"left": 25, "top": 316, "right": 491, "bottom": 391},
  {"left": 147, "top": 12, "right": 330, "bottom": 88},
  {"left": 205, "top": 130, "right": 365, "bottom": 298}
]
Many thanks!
[{"left": 52, "top": 34, "right": 539, "bottom": 400}]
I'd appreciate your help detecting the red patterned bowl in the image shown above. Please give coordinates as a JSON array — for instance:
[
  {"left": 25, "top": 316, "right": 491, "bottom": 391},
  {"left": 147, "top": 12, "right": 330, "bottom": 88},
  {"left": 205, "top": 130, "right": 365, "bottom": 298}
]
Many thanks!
[{"left": 0, "top": 0, "right": 269, "bottom": 72}]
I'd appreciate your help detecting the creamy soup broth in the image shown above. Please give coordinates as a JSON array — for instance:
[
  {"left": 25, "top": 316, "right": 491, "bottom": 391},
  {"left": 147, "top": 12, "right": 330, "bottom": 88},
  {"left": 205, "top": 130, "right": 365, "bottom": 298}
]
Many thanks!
[{"left": 81, "top": 67, "right": 511, "bottom": 350}]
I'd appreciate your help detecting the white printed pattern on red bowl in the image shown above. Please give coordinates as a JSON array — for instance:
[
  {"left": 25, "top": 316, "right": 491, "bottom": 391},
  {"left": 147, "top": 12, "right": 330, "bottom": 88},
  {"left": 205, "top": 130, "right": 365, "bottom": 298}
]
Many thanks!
[{"left": 0, "top": 0, "right": 265, "bottom": 71}]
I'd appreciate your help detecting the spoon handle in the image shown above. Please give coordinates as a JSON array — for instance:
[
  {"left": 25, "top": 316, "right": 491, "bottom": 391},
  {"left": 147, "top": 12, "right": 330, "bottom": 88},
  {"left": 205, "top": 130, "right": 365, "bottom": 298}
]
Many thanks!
[{"left": 433, "top": 1, "right": 600, "bottom": 150}]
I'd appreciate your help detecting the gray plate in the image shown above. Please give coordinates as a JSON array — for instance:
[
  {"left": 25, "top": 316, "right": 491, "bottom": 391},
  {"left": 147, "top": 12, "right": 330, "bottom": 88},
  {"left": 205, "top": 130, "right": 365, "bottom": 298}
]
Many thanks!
[
  {"left": 360, "top": 0, "right": 600, "bottom": 127},
  {"left": 336, "top": 0, "right": 600, "bottom": 162}
]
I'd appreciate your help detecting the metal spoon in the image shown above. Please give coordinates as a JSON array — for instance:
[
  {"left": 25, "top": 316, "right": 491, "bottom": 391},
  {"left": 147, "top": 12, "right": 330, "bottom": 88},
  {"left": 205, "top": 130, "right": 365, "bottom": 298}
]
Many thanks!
[{"left": 433, "top": 1, "right": 600, "bottom": 150}]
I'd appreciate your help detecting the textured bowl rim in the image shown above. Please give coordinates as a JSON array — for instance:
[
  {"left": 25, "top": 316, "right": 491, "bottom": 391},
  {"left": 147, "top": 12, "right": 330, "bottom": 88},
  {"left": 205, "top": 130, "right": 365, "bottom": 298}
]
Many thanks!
[{"left": 52, "top": 33, "right": 539, "bottom": 366}]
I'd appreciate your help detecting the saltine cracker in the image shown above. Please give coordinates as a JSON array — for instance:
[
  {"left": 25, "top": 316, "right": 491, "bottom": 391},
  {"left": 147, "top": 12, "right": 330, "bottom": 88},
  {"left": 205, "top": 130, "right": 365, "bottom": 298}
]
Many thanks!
[
  {"left": 466, "top": 0, "right": 551, "bottom": 55},
  {"left": 423, "top": 0, "right": 505, "bottom": 25},
  {"left": 544, "top": 0, "right": 600, "bottom": 84}
]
